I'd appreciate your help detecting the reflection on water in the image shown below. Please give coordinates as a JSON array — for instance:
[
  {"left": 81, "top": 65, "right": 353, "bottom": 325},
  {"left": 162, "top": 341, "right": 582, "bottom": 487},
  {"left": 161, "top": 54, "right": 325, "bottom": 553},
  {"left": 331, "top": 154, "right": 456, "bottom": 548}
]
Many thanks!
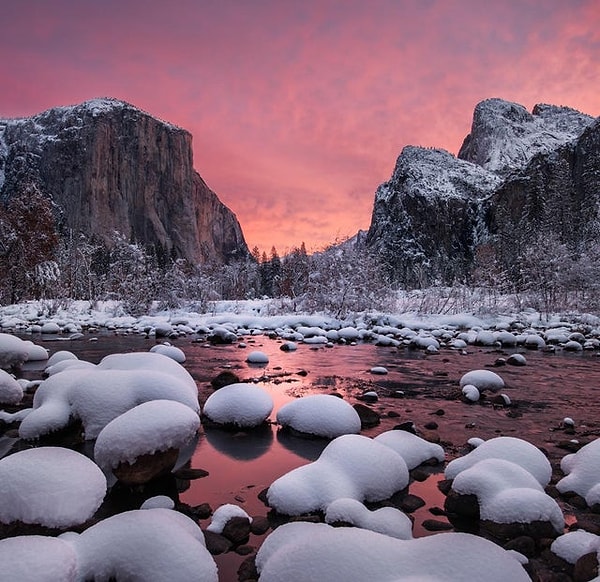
[
  {"left": 276, "top": 429, "right": 329, "bottom": 461},
  {"left": 202, "top": 425, "right": 274, "bottom": 461}
]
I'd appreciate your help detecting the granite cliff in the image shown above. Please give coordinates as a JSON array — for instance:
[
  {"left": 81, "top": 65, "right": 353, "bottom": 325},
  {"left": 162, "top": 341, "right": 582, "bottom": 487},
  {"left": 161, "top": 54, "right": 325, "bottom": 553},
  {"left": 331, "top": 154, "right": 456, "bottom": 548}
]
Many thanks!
[
  {"left": 0, "top": 98, "right": 248, "bottom": 264},
  {"left": 366, "top": 98, "right": 599, "bottom": 286}
]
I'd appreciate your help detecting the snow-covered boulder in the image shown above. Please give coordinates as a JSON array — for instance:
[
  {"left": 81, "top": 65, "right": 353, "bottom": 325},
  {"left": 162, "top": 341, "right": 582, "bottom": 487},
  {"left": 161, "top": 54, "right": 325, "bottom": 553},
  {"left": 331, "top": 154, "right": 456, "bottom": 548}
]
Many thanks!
[
  {"left": 0, "top": 369, "right": 23, "bottom": 405},
  {"left": 45, "top": 358, "right": 96, "bottom": 377},
  {"left": 462, "top": 384, "right": 480, "bottom": 402},
  {"left": 0, "top": 333, "right": 31, "bottom": 369},
  {"left": 445, "top": 436, "right": 552, "bottom": 486},
  {"left": 267, "top": 434, "right": 409, "bottom": 515},
  {"left": 276, "top": 394, "right": 361, "bottom": 438},
  {"left": 446, "top": 458, "right": 564, "bottom": 537},
  {"left": 374, "top": 430, "right": 445, "bottom": 469},
  {"left": 255, "top": 522, "right": 530, "bottom": 581},
  {"left": 324, "top": 498, "right": 413, "bottom": 539},
  {"left": 0, "top": 447, "right": 106, "bottom": 529},
  {"left": 524, "top": 334, "right": 546, "bottom": 349},
  {"left": 206, "top": 503, "right": 253, "bottom": 534},
  {"left": 459, "top": 369, "right": 505, "bottom": 392},
  {"left": 149, "top": 343, "right": 186, "bottom": 363},
  {"left": 46, "top": 350, "right": 78, "bottom": 368},
  {"left": 203, "top": 383, "right": 273, "bottom": 428},
  {"left": 40, "top": 322, "right": 61, "bottom": 334},
  {"left": 550, "top": 530, "right": 600, "bottom": 565},
  {"left": 65, "top": 508, "right": 218, "bottom": 582},
  {"left": 0, "top": 535, "right": 78, "bottom": 582},
  {"left": 557, "top": 438, "right": 600, "bottom": 507},
  {"left": 246, "top": 350, "right": 269, "bottom": 364},
  {"left": 94, "top": 400, "right": 200, "bottom": 483},
  {"left": 22, "top": 341, "right": 49, "bottom": 362},
  {"left": 20, "top": 352, "right": 199, "bottom": 440}
]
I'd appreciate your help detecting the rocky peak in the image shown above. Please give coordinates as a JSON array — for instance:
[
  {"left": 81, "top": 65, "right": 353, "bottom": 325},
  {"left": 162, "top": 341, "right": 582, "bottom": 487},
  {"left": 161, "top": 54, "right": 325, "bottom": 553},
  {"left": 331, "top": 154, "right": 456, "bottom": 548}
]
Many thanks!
[
  {"left": 458, "top": 97, "right": 594, "bottom": 176},
  {"left": 384, "top": 146, "right": 500, "bottom": 201},
  {"left": 366, "top": 97, "right": 600, "bottom": 287},
  {"left": 0, "top": 98, "right": 248, "bottom": 264}
]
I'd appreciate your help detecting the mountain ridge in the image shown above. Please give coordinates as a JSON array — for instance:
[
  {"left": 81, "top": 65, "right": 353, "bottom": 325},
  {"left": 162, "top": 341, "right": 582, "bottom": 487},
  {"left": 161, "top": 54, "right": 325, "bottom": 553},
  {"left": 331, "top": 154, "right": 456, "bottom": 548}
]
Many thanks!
[
  {"left": 366, "top": 98, "right": 599, "bottom": 286},
  {"left": 0, "top": 98, "right": 249, "bottom": 265}
]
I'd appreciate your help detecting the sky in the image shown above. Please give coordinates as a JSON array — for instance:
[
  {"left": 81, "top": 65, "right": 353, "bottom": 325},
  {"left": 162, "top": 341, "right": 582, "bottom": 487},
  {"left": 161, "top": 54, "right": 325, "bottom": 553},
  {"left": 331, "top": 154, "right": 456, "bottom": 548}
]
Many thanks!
[{"left": 1, "top": 0, "right": 599, "bottom": 254}]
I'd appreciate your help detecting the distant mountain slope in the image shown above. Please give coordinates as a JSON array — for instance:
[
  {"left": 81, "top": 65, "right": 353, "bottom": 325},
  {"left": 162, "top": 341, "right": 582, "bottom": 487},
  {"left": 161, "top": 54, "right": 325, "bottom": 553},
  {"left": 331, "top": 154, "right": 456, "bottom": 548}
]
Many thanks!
[
  {"left": 0, "top": 98, "right": 249, "bottom": 264},
  {"left": 366, "top": 98, "right": 599, "bottom": 286}
]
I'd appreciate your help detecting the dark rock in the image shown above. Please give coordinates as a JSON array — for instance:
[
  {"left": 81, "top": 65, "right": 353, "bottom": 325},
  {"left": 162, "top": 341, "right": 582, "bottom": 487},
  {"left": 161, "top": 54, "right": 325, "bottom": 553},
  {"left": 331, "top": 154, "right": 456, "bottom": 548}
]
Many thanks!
[
  {"left": 396, "top": 494, "right": 426, "bottom": 513},
  {"left": 353, "top": 403, "right": 381, "bottom": 429},
  {"left": 258, "top": 488, "right": 269, "bottom": 506},
  {"left": 238, "top": 555, "right": 259, "bottom": 582},
  {"left": 387, "top": 410, "right": 400, "bottom": 418},
  {"left": 393, "top": 421, "right": 417, "bottom": 434},
  {"left": 410, "top": 468, "right": 430, "bottom": 482},
  {"left": 429, "top": 506, "right": 446, "bottom": 516},
  {"left": 358, "top": 391, "right": 378, "bottom": 403},
  {"left": 235, "top": 545, "right": 255, "bottom": 556},
  {"left": 113, "top": 447, "right": 179, "bottom": 485},
  {"left": 444, "top": 490, "right": 480, "bottom": 521},
  {"left": 203, "top": 530, "right": 232, "bottom": 555},
  {"left": 249, "top": 516, "right": 270, "bottom": 535},
  {"left": 574, "top": 551, "right": 599, "bottom": 582},
  {"left": 424, "top": 421, "right": 439, "bottom": 430},
  {"left": 573, "top": 514, "right": 600, "bottom": 535},
  {"left": 422, "top": 519, "right": 453, "bottom": 532},
  {"left": 210, "top": 371, "right": 241, "bottom": 389},
  {"left": 172, "top": 467, "right": 209, "bottom": 480},
  {"left": 221, "top": 516, "right": 251, "bottom": 545},
  {"left": 503, "top": 536, "right": 536, "bottom": 558},
  {"left": 296, "top": 369, "right": 309, "bottom": 377},
  {"left": 437, "top": 479, "right": 453, "bottom": 495},
  {"left": 433, "top": 408, "right": 446, "bottom": 416},
  {"left": 481, "top": 519, "right": 560, "bottom": 542}
]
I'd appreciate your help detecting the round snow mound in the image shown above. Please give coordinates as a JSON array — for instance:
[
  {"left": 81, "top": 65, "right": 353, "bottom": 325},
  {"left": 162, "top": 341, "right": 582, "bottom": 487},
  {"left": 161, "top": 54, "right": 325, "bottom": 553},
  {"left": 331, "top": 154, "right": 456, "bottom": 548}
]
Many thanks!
[
  {"left": 0, "top": 447, "right": 107, "bottom": 528},
  {"left": 459, "top": 369, "right": 505, "bottom": 392},
  {"left": 0, "top": 535, "right": 78, "bottom": 582},
  {"left": 0, "top": 369, "right": 23, "bottom": 405},
  {"left": 277, "top": 394, "right": 361, "bottom": 438},
  {"left": 203, "top": 383, "right": 274, "bottom": 428},
  {"left": 94, "top": 400, "right": 200, "bottom": 471}
]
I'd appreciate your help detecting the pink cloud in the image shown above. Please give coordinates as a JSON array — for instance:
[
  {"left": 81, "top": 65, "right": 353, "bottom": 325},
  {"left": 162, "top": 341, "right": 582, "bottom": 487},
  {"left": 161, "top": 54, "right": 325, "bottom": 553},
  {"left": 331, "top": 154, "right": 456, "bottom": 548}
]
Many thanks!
[{"left": 1, "top": 0, "right": 599, "bottom": 252}]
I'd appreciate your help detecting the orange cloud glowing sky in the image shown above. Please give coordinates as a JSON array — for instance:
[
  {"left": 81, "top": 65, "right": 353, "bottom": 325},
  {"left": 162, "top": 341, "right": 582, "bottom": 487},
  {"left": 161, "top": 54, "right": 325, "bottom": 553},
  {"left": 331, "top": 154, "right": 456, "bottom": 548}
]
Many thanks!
[{"left": 2, "top": 0, "right": 599, "bottom": 253}]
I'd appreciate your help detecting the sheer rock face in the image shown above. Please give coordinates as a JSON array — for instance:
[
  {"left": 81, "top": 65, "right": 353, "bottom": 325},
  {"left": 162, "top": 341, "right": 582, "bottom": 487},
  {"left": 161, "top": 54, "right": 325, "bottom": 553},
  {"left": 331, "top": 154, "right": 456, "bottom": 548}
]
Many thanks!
[
  {"left": 366, "top": 98, "right": 599, "bottom": 285},
  {"left": 366, "top": 146, "right": 500, "bottom": 286},
  {"left": 0, "top": 98, "right": 248, "bottom": 263}
]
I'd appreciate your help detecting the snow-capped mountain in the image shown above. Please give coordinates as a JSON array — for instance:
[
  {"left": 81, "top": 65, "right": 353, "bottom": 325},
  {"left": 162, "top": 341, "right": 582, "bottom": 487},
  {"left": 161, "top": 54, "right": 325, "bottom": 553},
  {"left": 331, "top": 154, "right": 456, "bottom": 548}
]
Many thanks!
[
  {"left": 458, "top": 98, "right": 594, "bottom": 176},
  {"left": 0, "top": 98, "right": 248, "bottom": 264},
  {"left": 366, "top": 98, "right": 599, "bottom": 286}
]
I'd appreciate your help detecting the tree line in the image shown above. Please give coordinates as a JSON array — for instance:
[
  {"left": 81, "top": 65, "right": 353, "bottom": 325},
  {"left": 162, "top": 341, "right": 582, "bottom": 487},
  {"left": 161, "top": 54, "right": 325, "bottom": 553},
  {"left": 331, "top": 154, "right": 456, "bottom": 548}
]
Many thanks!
[{"left": 3, "top": 183, "right": 600, "bottom": 317}]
